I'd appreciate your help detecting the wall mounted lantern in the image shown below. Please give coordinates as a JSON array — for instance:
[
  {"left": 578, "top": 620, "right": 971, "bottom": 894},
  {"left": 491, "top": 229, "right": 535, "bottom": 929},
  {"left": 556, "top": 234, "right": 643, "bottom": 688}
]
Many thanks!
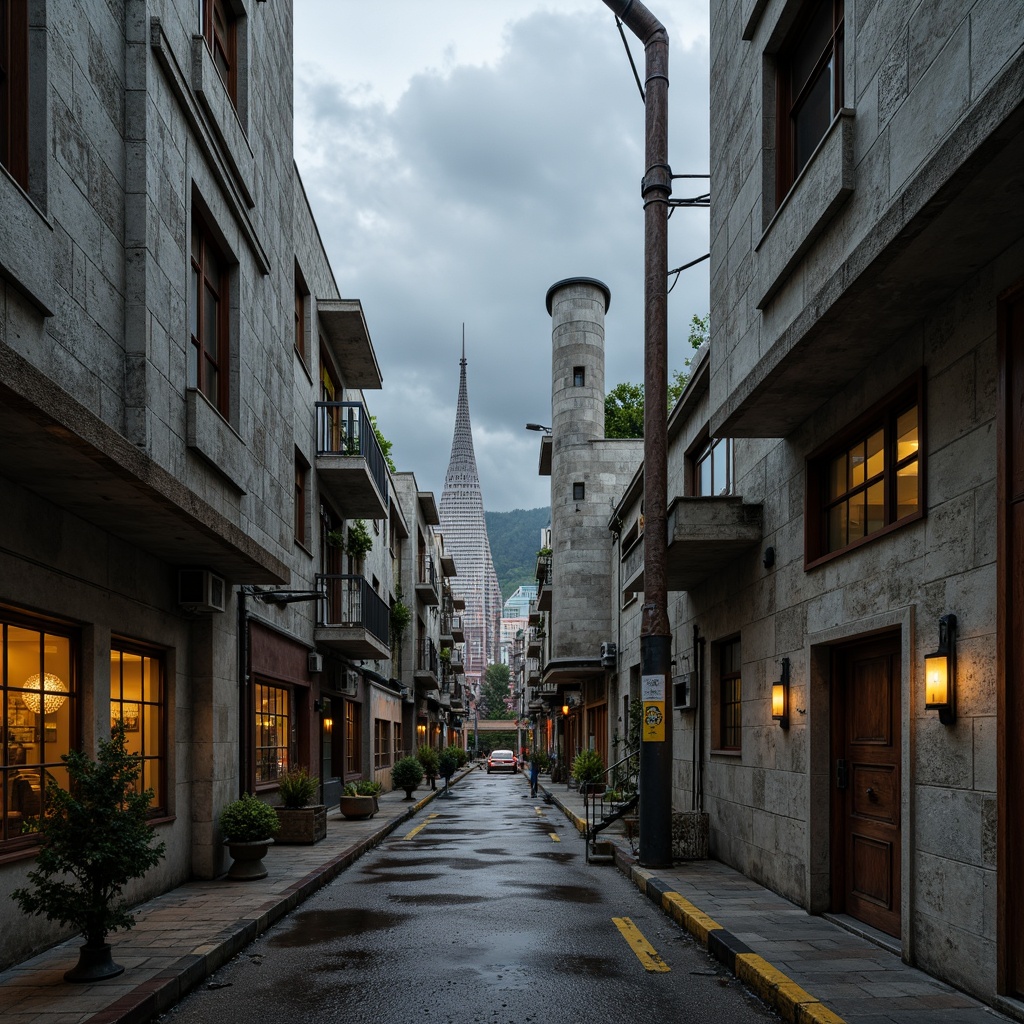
[
  {"left": 771, "top": 658, "right": 790, "bottom": 729},
  {"left": 924, "top": 613, "right": 957, "bottom": 725}
]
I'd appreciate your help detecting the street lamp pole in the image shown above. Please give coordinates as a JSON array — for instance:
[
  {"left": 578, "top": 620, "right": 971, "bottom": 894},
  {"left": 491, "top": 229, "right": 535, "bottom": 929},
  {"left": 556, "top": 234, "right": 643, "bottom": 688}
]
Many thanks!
[{"left": 602, "top": 0, "right": 673, "bottom": 868}]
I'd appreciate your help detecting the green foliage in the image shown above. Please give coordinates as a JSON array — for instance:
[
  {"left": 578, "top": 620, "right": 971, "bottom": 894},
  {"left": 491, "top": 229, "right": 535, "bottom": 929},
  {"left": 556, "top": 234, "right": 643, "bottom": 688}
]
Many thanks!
[
  {"left": 479, "top": 662, "right": 512, "bottom": 720},
  {"left": 391, "top": 756, "right": 423, "bottom": 792},
  {"left": 220, "top": 792, "right": 281, "bottom": 843},
  {"left": 343, "top": 780, "right": 381, "bottom": 797},
  {"left": 390, "top": 586, "right": 411, "bottom": 651},
  {"left": 276, "top": 766, "right": 319, "bottom": 809},
  {"left": 10, "top": 722, "right": 166, "bottom": 946},
  {"left": 371, "top": 415, "right": 397, "bottom": 473},
  {"left": 571, "top": 748, "right": 605, "bottom": 786},
  {"left": 346, "top": 519, "right": 373, "bottom": 560},
  {"left": 416, "top": 745, "right": 440, "bottom": 778},
  {"left": 530, "top": 750, "right": 551, "bottom": 772},
  {"left": 483, "top": 507, "right": 552, "bottom": 600},
  {"left": 444, "top": 744, "right": 469, "bottom": 769},
  {"left": 605, "top": 381, "right": 646, "bottom": 439},
  {"left": 605, "top": 312, "right": 710, "bottom": 437},
  {"left": 439, "top": 646, "right": 452, "bottom": 663},
  {"left": 438, "top": 749, "right": 458, "bottom": 780}
]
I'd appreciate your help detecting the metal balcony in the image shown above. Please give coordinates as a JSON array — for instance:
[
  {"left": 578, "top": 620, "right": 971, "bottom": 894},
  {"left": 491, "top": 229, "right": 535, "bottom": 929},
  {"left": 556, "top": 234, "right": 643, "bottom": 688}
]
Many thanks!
[
  {"left": 315, "top": 401, "right": 388, "bottom": 519},
  {"left": 450, "top": 614, "right": 465, "bottom": 643},
  {"left": 314, "top": 574, "right": 390, "bottom": 659},
  {"left": 415, "top": 554, "right": 440, "bottom": 605},
  {"left": 536, "top": 555, "right": 553, "bottom": 611},
  {"left": 414, "top": 637, "right": 439, "bottom": 683}
]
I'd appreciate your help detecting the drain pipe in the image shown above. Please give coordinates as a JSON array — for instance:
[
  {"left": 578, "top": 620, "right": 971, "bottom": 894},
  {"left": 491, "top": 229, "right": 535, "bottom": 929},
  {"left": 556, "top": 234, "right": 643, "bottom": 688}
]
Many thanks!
[{"left": 602, "top": 0, "right": 673, "bottom": 867}]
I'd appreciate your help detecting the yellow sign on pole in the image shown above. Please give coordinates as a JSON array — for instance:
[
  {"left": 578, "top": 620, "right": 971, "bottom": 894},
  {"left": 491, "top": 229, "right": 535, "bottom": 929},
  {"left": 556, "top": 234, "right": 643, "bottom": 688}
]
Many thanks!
[{"left": 642, "top": 702, "right": 665, "bottom": 742}]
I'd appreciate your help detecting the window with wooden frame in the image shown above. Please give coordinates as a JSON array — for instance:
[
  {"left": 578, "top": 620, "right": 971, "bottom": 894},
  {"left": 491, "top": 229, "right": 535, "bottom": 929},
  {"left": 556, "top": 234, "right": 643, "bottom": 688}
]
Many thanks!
[
  {"left": 691, "top": 435, "right": 735, "bottom": 496},
  {"left": 776, "top": 0, "right": 844, "bottom": 204},
  {"left": 0, "top": 0, "right": 29, "bottom": 190},
  {"left": 201, "top": 0, "right": 237, "bottom": 105},
  {"left": 374, "top": 718, "right": 390, "bottom": 769},
  {"left": 189, "top": 212, "right": 230, "bottom": 416},
  {"left": 806, "top": 378, "right": 923, "bottom": 567},
  {"left": 255, "top": 681, "right": 291, "bottom": 784},
  {"left": 294, "top": 450, "right": 309, "bottom": 548},
  {"left": 393, "top": 720, "right": 403, "bottom": 760},
  {"left": 110, "top": 641, "right": 165, "bottom": 815},
  {"left": 294, "top": 266, "right": 308, "bottom": 364},
  {"left": 345, "top": 700, "right": 361, "bottom": 776},
  {"left": 716, "top": 638, "right": 742, "bottom": 752}
]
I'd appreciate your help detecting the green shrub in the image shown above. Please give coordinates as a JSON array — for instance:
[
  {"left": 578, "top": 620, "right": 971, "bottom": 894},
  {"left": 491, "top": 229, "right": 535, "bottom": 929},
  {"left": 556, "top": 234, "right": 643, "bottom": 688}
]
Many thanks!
[
  {"left": 220, "top": 793, "right": 280, "bottom": 843},
  {"left": 417, "top": 745, "right": 439, "bottom": 778},
  {"left": 276, "top": 766, "right": 319, "bottom": 808},
  {"left": 392, "top": 756, "right": 424, "bottom": 793},
  {"left": 356, "top": 780, "right": 381, "bottom": 796},
  {"left": 531, "top": 750, "right": 551, "bottom": 772},
  {"left": 572, "top": 748, "right": 605, "bottom": 786},
  {"left": 438, "top": 750, "right": 458, "bottom": 780},
  {"left": 444, "top": 743, "right": 468, "bottom": 769}
]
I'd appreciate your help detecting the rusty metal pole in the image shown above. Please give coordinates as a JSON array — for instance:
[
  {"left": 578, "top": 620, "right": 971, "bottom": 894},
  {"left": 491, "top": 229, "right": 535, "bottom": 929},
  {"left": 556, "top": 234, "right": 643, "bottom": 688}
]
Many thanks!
[{"left": 601, "top": 0, "right": 673, "bottom": 867}]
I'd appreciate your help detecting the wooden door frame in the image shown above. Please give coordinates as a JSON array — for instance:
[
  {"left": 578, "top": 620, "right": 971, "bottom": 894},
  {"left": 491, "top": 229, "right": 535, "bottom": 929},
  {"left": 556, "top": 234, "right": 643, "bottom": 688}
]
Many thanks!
[
  {"left": 829, "top": 633, "right": 902, "bottom": 935},
  {"left": 996, "top": 278, "right": 1024, "bottom": 995},
  {"left": 806, "top": 612, "right": 913, "bottom": 953}
]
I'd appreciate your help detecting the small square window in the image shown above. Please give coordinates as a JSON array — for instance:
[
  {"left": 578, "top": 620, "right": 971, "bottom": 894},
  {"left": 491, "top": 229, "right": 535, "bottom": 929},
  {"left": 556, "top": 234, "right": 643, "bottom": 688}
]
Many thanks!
[
  {"left": 573, "top": 366, "right": 586, "bottom": 387},
  {"left": 573, "top": 482, "right": 585, "bottom": 501}
]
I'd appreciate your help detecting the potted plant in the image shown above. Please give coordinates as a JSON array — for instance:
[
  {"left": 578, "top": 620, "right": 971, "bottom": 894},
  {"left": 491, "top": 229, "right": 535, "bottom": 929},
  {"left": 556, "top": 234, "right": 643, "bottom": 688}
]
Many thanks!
[
  {"left": 572, "top": 748, "right": 606, "bottom": 805},
  {"left": 417, "top": 745, "right": 440, "bottom": 791},
  {"left": 11, "top": 722, "right": 166, "bottom": 982},
  {"left": 339, "top": 780, "right": 381, "bottom": 820},
  {"left": 346, "top": 518, "right": 373, "bottom": 560},
  {"left": 392, "top": 756, "right": 424, "bottom": 800},
  {"left": 444, "top": 743, "right": 468, "bottom": 770},
  {"left": 220, "top": 793, "right": 280, "bottom": 881},
  {"left": 274, "top": 766, "right": 326, "bottom": 844},
  {"left": 438, "top": 749, "right": 458, "bottom": 794}
]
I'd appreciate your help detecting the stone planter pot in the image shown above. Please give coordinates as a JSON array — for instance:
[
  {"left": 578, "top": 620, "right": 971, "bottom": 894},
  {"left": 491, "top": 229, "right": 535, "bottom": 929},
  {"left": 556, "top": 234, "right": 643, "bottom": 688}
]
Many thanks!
[
  {"left": 672, "top": 810, "right": 709, "bottom": 860},
  {"left": 275, "top": 805, "right": 327, "bottom": 844},
  {"left": 339, "top": 794, "right": 378, "bottom": 820},
  {"left": 64, "top": 941, "right": 124, "bottom": 983},
  {"left": 225, "top": 838, "right": 274, "bottom": 880}
]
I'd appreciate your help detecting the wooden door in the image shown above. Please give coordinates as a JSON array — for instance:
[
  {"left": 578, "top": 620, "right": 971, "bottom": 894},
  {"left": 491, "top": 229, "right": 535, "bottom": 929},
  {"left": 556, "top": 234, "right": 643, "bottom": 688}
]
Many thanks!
[
  {"left": 1000, "top": 284, "right": 1024, "bottom": 995},
  {"left": 831, "top": 635, "right": 901, "bottom": 938}
]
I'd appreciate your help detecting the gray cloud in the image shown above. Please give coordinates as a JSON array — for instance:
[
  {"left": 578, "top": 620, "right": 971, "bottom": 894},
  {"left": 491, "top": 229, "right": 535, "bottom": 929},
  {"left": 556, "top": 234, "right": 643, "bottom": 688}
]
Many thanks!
[{"left": 295, "top": 7, "right": 709, "bottom": 511}]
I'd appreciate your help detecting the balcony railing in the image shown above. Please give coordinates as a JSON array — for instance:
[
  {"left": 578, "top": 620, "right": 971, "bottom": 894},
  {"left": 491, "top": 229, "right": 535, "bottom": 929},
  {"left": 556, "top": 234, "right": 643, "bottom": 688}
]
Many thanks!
[
  {"left": 416, "top": 554, "right": 439, "bottom": 604},
  {"left": 315, "top": 401, "right": 389, "bottom": 511},
  {"left": 415, "top": 637, "right": 439, "bottom": 678},
  {"left": 315, "top": 574, "right": 389, "bottom": 646}
]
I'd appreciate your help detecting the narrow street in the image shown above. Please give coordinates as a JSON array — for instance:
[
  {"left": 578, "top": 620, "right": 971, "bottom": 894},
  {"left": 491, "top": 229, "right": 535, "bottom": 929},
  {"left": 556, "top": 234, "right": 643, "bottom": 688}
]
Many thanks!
[{"left": 162, "top": 770, "right": 777, "bottom": 1024}]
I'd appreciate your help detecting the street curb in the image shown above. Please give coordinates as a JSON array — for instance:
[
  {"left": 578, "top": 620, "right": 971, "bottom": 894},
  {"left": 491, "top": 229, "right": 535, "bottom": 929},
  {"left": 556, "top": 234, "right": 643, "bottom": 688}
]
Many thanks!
[
  {"left": 546, "top": 790, "right": 848, "bottom": 1024},
  {"left": 82, "top": 765, "right": 478, "bottom": 1024}
]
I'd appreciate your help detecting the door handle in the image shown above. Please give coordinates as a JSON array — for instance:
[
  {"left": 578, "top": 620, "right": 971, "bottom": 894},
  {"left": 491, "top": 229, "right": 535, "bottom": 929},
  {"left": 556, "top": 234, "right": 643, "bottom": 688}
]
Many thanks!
[{"left": 866, "top": 787, "right": 877, "bottom": 801}]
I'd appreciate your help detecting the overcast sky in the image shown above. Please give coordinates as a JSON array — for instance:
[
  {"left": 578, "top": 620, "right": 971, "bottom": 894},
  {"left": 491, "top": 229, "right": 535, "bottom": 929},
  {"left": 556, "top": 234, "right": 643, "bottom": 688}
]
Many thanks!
[{"left": 293, "top": 1, "right": 710, "bottom": 513}]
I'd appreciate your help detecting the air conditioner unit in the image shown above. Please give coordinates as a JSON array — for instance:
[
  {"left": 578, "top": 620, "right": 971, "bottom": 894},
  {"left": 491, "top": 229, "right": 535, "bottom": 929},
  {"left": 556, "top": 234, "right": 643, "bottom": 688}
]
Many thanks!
[
  {"left": 178, "top": 569, "right": 226, "bottom": 614},
  {"left": 307, "top": 652, "right": 323, "bottom": 674},
  {"left": 600, "top": 641, "right": 617, "bottom": 666},
  {"left": 673, "top": 672, "right": 698, "bottom": 711}
]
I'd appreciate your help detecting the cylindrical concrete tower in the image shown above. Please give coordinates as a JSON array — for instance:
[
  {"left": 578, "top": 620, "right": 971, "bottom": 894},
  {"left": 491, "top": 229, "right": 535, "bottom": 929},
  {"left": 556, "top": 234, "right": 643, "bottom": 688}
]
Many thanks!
[{"left": 544, "top": 277, "right": 613, "bottom": 660}]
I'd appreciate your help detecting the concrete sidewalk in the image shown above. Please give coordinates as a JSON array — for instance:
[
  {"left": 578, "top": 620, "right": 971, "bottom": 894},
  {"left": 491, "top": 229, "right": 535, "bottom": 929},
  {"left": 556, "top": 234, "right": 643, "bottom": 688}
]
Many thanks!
[
  {"left": 0, "top": 764, "right": 1015, "bottom": 1024},
  {"left": 544, "top": 777, "right": 1015, "bottom": 1024}
]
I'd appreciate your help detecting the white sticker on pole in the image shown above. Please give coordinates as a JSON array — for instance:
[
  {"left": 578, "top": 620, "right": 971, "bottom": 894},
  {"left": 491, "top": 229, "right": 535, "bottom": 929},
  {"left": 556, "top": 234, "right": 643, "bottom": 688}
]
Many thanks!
[{"left": 641, "top": 675, "right": 665, "bottom": 701}]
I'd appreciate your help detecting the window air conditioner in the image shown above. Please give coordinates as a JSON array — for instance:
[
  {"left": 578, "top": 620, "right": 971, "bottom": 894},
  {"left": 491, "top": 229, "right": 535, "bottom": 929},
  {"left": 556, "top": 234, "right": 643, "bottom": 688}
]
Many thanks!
[
  {"left": 600, "top": 641, "right": 617, "bottom": 666},
  {"left": 307, "top": 652, "right": 323, "bottom": 674},
  {"left": 178, "top": 569, "right": 226, "bottom": 614}
]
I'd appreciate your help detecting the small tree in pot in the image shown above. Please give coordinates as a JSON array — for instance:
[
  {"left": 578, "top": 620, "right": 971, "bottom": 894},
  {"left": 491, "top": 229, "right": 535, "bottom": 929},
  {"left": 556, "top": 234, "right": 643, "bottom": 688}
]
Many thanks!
[
  {"left": 437, "top": 749, "right": 458, "bottom": 796},
  {"left": 392, "top": 756, "right": 424, "bottom": 800},
  {"left": 417, "top": 745, "right": 439, "bottom": 791},
  {"left": 572, "top": 748, "right": 606, "bottom": 805},
  {"left": 11, "top": 722, "right": 166, "bottom": 982},
  {"left": 220, "top": 793, "right": 280, "bottom": 881}
]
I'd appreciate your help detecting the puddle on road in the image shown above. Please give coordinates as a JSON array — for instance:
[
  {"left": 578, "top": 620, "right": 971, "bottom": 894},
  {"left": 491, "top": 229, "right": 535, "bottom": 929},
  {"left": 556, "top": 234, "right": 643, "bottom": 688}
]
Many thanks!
[
  {"left": 310, "top": 948, "right": 380, "bottom": 972},
  {"left": 551, "top": 953, "right": 622, "bottom": 978},
  {"left": 529, "top": 850, "right": 576, "bottom": 863},
  {"left": 267, "top": 908, "right": 408, "bottom": 946},
  {"left": 499, "top": 881, "right": 603, "bottom": 904},
  {"left": 354, "top": 871, "right": 441, "bottom": 884},
  {"left": 386, "top": 892, "right": 486, "bottom": 906}
]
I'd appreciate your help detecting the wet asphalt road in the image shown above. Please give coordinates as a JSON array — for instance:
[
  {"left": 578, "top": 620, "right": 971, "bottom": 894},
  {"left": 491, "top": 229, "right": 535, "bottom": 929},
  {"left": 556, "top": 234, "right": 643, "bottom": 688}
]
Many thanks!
[{"left": 163, "top": 770, "right": 777, "bottom": 1024}]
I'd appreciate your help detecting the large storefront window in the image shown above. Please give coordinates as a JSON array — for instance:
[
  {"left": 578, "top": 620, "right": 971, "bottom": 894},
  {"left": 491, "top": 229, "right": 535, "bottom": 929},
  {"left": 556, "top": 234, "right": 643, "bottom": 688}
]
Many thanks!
[
  {"left": 2, "top": 615, "right": 76, "bottom": 846},
  {"left": 255, "top": 682, "right": 292, "bottom": 783},
  {"left": 110, "top": 642, "right": 165, "bottom": 814}
]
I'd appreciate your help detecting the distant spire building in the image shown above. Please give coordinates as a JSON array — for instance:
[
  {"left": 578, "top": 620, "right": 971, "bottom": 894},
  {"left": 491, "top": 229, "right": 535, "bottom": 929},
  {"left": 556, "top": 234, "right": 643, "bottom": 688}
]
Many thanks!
[{"left": 439, "top": 343, "right": 503, "bottom": 695}]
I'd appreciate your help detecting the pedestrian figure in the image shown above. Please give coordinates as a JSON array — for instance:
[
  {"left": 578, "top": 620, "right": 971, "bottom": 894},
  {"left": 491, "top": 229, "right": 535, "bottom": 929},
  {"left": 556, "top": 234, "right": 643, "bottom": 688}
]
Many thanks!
[{"left": 530, "top": 757, "right": 540, "bottom": 798}]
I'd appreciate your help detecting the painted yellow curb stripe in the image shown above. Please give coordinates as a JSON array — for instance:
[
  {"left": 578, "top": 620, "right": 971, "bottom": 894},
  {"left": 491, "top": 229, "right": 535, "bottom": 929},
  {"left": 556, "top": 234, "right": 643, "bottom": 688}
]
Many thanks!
[
  {"left": 549, "top": 832, "right": 560, "bottom": 842},
  {"left": 735, "top": 953, "right": 847, "bottom": 1024},
  {"left": 402, "top": 813, "right": 439, "bottom": 840},
  {"left": 612, "top": 916, "right": 671, "bottom": 973},
  {"left": 661, "top": 891, "right": 723, "bottom": 944}
]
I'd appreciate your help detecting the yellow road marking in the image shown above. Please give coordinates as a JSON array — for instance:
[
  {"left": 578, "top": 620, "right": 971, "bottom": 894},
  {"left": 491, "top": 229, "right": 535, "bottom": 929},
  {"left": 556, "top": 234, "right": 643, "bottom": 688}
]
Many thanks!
[
  {"left": 403, "top": 814, "right": 439, "bottom": 840},
  {"left": 612, "top": 917, "right": 670, "bottom": 973},
  {"left": 549, "top": 832, "right": 560, "bottom": 842}
]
